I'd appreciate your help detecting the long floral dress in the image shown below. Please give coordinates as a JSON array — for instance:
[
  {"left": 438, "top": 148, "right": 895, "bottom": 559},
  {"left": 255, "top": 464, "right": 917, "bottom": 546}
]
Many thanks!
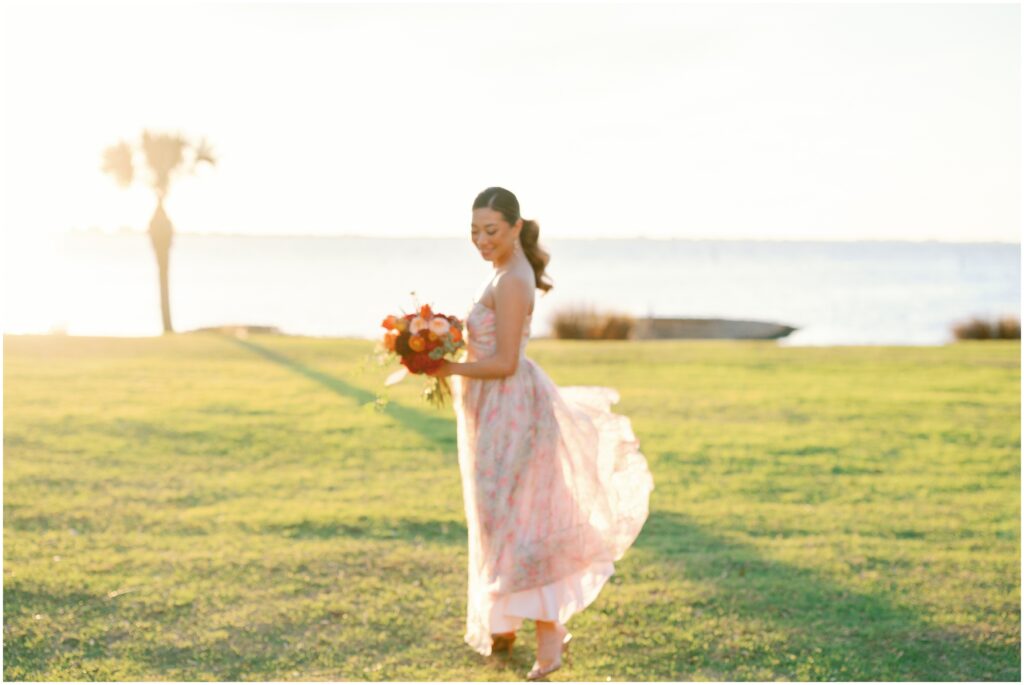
[{"left": 450, "top": 299, "right": 655, "bottom": 656}]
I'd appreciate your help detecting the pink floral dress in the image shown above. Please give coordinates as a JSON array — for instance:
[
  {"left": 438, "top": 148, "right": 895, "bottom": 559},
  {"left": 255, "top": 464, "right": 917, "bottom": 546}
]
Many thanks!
[{"left": 451, "top": 299, "right": 655, "bottom": 656}]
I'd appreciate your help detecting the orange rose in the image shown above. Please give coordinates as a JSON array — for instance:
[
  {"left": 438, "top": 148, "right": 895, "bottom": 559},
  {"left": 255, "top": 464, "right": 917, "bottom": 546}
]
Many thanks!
[
  {"left": 449, "top": 327, "right": 462, "bottom": 343},
  {"left": 409, "top": 335, "right": 426, "bottom": 352},
  {"left": 381, "top": 314, "right": 397, "bottom": 330},
  {"left": 384, "top": 329, "right": 398, "bottom": 351},
  {"left": 420, "top": 304, "right": 432, "bottom": 319}
]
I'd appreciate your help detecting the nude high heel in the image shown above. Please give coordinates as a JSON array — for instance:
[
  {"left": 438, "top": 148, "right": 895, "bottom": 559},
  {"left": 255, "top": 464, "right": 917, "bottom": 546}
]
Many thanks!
[{"left": 526, "top": 623, "right": 572, "bottom": 680}]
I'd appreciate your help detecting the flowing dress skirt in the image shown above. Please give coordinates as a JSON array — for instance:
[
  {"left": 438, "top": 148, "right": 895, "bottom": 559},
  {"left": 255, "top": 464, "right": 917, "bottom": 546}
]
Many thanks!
[{"left": 451, "top": 306, "right": 655, "bottom": 655}]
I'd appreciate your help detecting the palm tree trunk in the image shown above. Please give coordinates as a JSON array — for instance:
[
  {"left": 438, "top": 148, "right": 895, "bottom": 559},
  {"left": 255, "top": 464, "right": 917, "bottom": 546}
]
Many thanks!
[
  {"left": 148, "top": 200, "right": 174, "bottom": 334},
  {"left": 155, "top": 246, "right": 172, "bottom": 333}
]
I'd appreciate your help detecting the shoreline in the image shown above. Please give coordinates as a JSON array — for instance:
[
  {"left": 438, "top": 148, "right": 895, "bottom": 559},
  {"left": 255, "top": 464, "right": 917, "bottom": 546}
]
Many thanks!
[{"left": 5, "top": 330, "right": 1017, "bottom": 348}]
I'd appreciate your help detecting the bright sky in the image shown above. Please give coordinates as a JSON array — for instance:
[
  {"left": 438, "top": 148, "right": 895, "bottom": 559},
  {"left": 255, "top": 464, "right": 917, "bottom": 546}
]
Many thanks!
[{"left": 1, "top": 0, "right": 1020, "bottom": 243}]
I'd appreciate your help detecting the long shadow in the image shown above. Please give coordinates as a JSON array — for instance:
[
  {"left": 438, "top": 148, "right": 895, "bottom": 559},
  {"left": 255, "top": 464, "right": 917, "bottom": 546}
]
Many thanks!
[
  {"left": 5, "top": 512, "right": 1017, "bottom": 680},
  {"left": 244, "top": 507, "right": 1018, "bottom": 679},
  {"left": 224, "top": 334, "right": 455, "bottom": 451},
  {"left": 627, "top": 508, "right": 1020, "bottom": 681},
  {"left": 260, "top": 515, "right": 467, "bottom": 547},
  {"left": 3, "top": 582, "right": 484, "bottom": 681}
]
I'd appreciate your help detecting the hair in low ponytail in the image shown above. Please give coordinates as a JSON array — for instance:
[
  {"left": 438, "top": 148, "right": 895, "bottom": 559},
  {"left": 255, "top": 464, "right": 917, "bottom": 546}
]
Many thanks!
[
  {"left": 517, "top": 217, "right": 553, "bottom": 293},
  {"left": 472, "top": 187, "right": 554, "bottom": 293}
]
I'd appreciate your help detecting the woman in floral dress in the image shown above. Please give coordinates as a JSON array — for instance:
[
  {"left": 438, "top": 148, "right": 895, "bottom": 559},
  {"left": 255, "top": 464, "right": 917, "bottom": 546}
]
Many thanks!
[{"left": 428, "top": 187, "right": 654, "bottom": 680}]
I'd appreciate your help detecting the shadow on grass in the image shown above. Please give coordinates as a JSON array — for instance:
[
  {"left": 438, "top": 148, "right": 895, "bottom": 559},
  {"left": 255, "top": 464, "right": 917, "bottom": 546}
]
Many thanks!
[
  {"left": 212, "top": 507, "right": 1023, "bottom": 679},
  {"left": 225, "top": 334, "right": 454, "bottom": 451},
  {"left": 260, "top": 515, "right": 467, "bottom": 546},
  {"left": 2, "top": 574, "right": 497, "bottom": 681},
  {"left": 629, "top": 509, "right": 1019, "bottom": 681},
  {"left": 3, "top": 581, "right": 444, "bottom": 679},
  {"left": 4, "top": 509, "right": 1017, "bottom": 680}
]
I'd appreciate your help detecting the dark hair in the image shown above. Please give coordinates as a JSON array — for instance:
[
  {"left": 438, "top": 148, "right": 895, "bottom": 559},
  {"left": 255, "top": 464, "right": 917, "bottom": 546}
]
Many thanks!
[{"left": 472, "top": 186, "right": 553, "bottom": 293}]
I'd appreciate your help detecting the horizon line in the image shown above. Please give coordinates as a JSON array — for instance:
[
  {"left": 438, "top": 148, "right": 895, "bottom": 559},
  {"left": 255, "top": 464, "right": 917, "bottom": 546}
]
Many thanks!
[{"left": 61, "top": 227, "right": 1022, "bottom": 245}]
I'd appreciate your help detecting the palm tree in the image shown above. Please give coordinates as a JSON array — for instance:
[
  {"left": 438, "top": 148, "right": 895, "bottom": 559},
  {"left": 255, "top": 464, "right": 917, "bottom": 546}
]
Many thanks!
[{"left": 101, "top": 131, "right": 216, "bottom": 334}]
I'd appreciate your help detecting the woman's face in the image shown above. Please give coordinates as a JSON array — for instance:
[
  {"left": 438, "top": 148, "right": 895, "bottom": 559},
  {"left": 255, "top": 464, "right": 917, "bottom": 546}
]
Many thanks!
[{"left": 471, "top": 207, "right": 521, "bottom": 264}]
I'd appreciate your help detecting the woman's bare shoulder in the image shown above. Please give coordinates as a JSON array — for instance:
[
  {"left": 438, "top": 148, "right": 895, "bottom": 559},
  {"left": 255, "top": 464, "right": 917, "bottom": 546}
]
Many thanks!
[
  {"left": 493, "top": 267, "right": 535, "bottom": 315},
  {"left": 493, "top": 268, "right": 533, "bottom": 296}
]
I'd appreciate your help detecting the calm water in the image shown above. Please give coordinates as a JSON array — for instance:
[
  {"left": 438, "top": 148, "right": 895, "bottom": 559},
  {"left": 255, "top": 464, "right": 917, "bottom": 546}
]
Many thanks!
[{"left": 3, "top": 232, "right": 1019, "bottom": 346}]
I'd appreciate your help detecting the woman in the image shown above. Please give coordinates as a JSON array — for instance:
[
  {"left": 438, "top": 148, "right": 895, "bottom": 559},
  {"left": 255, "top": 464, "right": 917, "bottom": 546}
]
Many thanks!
[{"left": 427, "top": 187, "right": 654, "bottom": 680}]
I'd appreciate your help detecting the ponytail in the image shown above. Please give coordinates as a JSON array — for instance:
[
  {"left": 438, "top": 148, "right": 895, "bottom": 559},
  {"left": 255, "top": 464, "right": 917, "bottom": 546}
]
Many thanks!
[{"left": 519, "top": 217, "right": 553, "bottom": 293}]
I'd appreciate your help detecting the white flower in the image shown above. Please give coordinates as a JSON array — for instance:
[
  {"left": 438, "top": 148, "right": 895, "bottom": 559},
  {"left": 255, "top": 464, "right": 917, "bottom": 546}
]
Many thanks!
[
  {"left": 410, "top": 316, "right": 429, "bottom": 334},
  {"left": 429, "top": 316, "right": 451, "bottom": 336}
]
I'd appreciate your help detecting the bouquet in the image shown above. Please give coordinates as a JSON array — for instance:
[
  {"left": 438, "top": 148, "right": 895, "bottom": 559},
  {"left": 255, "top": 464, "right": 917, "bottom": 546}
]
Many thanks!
[{"left": 375, "top": 297, "right": 466, "bottom": 407}]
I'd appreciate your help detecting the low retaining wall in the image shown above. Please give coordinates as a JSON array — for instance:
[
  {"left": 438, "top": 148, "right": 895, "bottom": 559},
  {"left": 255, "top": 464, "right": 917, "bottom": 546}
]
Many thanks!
[{"left": 632, "top": 317, "right": 797, "bottom": 340}]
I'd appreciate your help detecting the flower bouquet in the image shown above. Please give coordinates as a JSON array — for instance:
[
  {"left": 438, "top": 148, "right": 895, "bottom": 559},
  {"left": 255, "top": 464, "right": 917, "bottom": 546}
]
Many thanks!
[{"left": 376, "top": 297, "right": 466, "bottom": 407}]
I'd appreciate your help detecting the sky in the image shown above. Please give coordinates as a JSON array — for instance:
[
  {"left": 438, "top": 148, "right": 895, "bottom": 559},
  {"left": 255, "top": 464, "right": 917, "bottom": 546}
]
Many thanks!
[{"left": 1, "top": 0, "right": 1020, "bottom": 244}]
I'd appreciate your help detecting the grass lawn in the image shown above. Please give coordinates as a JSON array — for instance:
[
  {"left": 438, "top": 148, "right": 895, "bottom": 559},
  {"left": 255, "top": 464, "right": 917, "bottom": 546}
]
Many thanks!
[{"left": 3, "top": 332, "right": 1020, "bottom": 681}]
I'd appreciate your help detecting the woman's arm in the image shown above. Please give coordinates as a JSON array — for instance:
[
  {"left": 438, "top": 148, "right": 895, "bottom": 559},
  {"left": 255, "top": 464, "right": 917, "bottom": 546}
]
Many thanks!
[
  {"left": 446, "top": 356, "right": 511, "bottom": 380},
  {"left": 441, "top": 274, "right": 532, "bottom": 380}
]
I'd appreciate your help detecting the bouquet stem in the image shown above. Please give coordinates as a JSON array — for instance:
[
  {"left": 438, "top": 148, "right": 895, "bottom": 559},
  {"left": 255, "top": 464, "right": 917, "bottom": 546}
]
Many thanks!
[{"left": 424, "top": 376, "right": 453, "bottom": 408}]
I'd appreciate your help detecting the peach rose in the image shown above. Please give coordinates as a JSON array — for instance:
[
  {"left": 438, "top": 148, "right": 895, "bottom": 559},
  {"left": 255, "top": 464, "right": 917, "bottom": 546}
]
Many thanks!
[
  {"left": 410, "top": 316, "right": 429, "bottom": 334},
  {"left": 429, "top": 316, "right": 450, "bottom": 336}
]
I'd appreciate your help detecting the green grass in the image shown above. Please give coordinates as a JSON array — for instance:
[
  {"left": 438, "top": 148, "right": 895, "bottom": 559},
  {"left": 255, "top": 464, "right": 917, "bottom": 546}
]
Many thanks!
[{"left": 3, "top": 333, "right": 1020, "bottom": 681}]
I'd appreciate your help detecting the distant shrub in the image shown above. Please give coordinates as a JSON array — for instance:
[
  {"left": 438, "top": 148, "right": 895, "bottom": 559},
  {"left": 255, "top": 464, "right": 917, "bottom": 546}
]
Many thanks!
[
  {"left": 951, "top": 315, "right": 1021, "bottom": 340},
  {"left": 996, "top": 316, "right": 1021, "bottom": 339},
  {"left": 551, "top": 304, "right": 636, "bottom": 340}
]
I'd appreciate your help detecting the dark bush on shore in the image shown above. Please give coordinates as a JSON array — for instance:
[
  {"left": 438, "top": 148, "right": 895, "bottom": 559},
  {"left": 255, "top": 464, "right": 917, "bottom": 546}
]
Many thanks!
[
  {"left": 951, "top": 315, "right": 1021, "bottom": 340},
  {"left": 551, "top": 304, "right": 636, "bottom": 340}
]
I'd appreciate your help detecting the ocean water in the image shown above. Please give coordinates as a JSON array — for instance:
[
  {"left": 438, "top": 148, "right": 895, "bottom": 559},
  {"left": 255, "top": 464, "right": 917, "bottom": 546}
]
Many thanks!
[{"left": 3, "top": 232, "right": 1019, "bottom": 346}]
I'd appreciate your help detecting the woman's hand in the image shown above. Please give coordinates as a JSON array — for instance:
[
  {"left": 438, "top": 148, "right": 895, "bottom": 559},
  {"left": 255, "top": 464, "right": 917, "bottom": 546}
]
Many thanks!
[{"left": 426, "top": 360, "right": 451, "bottom": 378}]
